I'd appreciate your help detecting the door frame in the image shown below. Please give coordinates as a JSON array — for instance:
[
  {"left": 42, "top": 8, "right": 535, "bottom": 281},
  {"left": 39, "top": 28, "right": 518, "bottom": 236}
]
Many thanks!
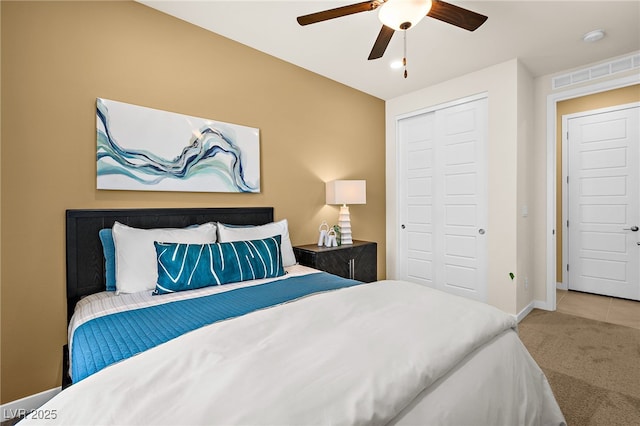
[
  {"left": 561, "top": 102, "right": 640, "bottom": 291},
  {"left": 395, "top": 92, "right": 488, "bottom": 287},
  {"left": 545, "top": 74, "right": 640, "bottom": 310}
]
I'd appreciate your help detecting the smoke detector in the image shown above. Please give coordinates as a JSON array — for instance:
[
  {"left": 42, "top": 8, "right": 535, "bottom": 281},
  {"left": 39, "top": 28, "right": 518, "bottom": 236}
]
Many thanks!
[{"left": 583, "top": 29, "right": 605, "bottom": 43}]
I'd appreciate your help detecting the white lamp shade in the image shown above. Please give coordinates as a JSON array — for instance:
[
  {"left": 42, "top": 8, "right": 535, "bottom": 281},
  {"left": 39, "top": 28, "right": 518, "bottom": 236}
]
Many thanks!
[
  {"left": 326, "top": 180, "right": 366, "bottom": 205},
  {"left": 378, "top": 0, "right": 432, "bottom": 31}
]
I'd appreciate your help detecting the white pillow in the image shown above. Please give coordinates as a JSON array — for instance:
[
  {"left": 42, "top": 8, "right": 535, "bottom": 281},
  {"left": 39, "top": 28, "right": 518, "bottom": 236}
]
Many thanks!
[
  {"left": 112, "top": 221, "right": 217, "bottom": 294},
  {"left": 217, "top": 219, "right": 296, "bottom": 267}
]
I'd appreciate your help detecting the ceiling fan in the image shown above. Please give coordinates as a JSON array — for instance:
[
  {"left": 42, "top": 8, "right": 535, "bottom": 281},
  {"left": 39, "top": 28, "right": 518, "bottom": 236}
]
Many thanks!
[{"left": 297, "top": 0, "right": 488, "bottom": 64}]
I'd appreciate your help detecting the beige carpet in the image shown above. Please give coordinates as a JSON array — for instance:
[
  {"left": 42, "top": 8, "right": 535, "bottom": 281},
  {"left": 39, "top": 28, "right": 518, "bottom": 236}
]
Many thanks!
[{"left": 519, "top": 309, "right": 640, "bottom": 426}]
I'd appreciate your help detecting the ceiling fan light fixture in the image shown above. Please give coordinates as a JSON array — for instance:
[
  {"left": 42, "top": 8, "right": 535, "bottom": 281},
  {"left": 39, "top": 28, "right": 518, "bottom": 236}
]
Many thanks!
[{"left": 378, "top": 0, "right": 432, "bottom": 31}]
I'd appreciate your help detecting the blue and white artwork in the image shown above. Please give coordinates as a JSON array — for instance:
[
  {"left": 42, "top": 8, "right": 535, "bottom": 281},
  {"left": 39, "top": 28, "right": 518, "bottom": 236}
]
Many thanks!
[{"left": 96, "top": 98, "right": 260, "bottom": 193}]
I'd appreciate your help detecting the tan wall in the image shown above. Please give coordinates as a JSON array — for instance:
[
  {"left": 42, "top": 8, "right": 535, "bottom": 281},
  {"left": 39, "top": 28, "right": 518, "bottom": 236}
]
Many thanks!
[
  {"left": 555, "top": 84, "right": 640, "bottom": 282},
  {"left": 0, "top": 1, "right": 385, "bottom": 403}
]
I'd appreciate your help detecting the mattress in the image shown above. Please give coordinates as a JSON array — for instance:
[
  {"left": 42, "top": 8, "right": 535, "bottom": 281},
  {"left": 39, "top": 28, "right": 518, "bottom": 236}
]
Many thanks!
[{"left": 25, "top": 270, "right": 565, "bottom": 425}]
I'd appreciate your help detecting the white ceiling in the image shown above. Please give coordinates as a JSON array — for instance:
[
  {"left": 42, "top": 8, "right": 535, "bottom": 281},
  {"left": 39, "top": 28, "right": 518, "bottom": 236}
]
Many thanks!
[{"left": 137, "top": 1, "right": 640, "bottom": 100}]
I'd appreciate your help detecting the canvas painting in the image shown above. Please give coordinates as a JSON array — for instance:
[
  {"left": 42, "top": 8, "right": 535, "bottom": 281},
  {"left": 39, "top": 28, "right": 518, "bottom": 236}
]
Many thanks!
[{"left": 96, "top": 98, "right": 260, "bottom": 193}]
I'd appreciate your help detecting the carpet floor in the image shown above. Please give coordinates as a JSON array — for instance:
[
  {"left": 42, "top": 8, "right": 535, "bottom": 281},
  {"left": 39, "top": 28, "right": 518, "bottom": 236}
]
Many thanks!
[{"left": 519, "top": 309, "right": 640, "bottom": 426}]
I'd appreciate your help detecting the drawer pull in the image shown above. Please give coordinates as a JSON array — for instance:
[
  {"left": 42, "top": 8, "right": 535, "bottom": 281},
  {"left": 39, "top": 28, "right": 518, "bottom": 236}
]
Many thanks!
[{"left": 348, "top": 259, "right": 355, "bottom": 279}]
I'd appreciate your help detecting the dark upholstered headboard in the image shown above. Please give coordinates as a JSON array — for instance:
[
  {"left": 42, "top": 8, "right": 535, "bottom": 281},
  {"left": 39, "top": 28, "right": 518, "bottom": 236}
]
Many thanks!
[{"left": 65, "top": 207, "right": 274, "bottom": 321}]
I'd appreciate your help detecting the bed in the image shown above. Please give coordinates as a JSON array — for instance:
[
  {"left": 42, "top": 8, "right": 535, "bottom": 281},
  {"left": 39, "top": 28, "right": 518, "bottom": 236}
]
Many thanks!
[{"left": 21, "top": 207, "right": 565, "bottom": 425}]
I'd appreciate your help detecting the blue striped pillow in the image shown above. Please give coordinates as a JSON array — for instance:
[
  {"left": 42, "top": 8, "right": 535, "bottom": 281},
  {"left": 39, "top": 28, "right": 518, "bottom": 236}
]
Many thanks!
[{"left": 153, "top": 236, "right": 285, "bottom": 295}]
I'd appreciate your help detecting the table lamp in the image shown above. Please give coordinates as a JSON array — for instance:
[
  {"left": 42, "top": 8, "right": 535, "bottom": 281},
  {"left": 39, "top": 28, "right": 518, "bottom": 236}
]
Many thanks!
[{"left": 325, "top": 180, "right": 366, "bottom": 245}]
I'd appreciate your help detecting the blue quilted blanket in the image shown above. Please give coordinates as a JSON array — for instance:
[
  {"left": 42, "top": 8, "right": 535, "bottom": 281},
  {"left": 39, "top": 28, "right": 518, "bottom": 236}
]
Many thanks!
[{"left": 71, "top": 272, "right": 362, "bottom": 382}]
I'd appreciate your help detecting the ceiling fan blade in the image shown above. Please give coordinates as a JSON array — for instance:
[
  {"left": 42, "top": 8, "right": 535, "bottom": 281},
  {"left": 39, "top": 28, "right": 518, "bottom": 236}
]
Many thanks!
[
  {"left": 427, "top": 0, "right": 488, "bottom": 31},
  {"left": 297, "top": 1, "right": 379, "bottom": 26},
  {"left": 368, "top": 25, "right": 395, "bottom": 60}
]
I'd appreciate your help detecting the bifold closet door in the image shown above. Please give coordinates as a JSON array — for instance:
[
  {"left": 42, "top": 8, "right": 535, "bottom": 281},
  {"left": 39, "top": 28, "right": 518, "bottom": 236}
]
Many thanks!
[{"left": 398, "top": 97, "right": 488, "bottom": 302}]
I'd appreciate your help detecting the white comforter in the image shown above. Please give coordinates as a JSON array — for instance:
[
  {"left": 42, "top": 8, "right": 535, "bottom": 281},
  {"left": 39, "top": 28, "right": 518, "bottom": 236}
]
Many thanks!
[{"left": 23, "top": 280, "right": 560, "bottom": 425}]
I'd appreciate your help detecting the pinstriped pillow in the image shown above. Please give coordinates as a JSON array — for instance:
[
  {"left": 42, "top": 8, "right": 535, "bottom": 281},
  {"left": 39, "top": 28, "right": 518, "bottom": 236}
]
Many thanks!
[{"left": 153, "top": 235, "right": 285, "bottom": 295}]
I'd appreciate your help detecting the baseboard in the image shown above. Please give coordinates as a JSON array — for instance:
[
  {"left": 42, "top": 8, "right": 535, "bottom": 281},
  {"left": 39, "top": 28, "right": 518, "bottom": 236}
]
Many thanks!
[
  {"left": 516, "top": 300, "right": 552, "bottom": 322},
  {"left": 1, "top": 387, "right": 61, "bottom": 421},
  {"left": 533, "top": 300, "right": 550, "bottom": 311},
  {"left": 516, "top": 301, "right": 535, "bottom": 322},
  {"left": 556, "top": 281, "right": 568, "bottom": 291}
]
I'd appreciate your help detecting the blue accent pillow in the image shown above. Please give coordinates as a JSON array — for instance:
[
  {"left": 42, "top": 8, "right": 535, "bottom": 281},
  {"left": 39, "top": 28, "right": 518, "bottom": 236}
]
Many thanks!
[
  {"left": 153, "top": 235, "right": 285, "bottom": 295},
  {"left": 98, "top": 229, "right": 116, "bottom": 291}
]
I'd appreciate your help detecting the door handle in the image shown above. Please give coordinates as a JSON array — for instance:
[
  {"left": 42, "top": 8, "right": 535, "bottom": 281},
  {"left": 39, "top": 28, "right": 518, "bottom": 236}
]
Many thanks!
[{"left": 623, "top": 226, "right": 639, "bottom": 231}]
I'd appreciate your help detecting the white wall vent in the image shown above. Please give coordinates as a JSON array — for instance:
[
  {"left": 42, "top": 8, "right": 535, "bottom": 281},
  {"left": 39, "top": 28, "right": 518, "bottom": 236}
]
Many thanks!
[{"left": 552, "top": 52, "right": 640, "bottom": 90}]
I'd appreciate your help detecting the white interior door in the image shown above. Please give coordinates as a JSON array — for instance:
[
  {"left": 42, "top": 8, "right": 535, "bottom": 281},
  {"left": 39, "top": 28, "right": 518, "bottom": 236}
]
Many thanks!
[
  {"left": 398, "top": 97, "right": 487, "bottom": 302},
  {"left": 435, "top": 99, "right": 488, "bottom": 301},
  {"left": 566, "top": 104, "right": 640, "bottom": 301},
  {"left": 398, "top": 112, "right": 436, "bottom": 288}
]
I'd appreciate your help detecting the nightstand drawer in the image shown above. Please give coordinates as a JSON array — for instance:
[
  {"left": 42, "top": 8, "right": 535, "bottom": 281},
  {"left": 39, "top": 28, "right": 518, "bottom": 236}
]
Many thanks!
[{"left": 293, "top": 240, "right": 377, "bottom": 282}]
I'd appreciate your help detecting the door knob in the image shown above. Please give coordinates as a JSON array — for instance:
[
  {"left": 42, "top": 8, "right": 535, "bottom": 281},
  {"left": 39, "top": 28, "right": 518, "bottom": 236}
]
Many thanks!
[
  {"left": 478, "top": 228, "right": 485, "bottom": 235},
  {"left": 623, "top": 226, "right": 639, "bottom": 232}
]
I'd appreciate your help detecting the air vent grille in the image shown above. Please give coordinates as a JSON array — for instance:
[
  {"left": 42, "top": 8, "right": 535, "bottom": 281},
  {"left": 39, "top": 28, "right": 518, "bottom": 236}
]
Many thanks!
[{"left": 552, "top": 52, "right": 640, "bottom": 90}]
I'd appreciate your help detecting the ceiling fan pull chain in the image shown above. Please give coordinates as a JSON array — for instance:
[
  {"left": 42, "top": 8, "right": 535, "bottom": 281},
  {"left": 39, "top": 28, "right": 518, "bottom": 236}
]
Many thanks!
[{"left": 403, "top": 30, "right": 408, "bottom": 78}]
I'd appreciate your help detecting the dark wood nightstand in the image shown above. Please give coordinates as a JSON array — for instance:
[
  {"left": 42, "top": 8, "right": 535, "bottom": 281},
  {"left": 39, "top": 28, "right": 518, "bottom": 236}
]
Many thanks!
[{"left": 293, "top": 240, "right": 377, "bottom": 282}]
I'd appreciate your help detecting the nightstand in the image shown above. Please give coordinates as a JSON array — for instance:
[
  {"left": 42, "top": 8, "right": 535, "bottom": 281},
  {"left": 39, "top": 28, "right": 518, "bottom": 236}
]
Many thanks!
[{"left": 293, "top": 240, "right": 377, "bottom": 282}]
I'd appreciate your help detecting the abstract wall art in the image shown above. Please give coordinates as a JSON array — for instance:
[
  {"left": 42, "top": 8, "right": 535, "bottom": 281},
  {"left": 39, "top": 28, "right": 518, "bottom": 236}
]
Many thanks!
[{"left": 96, "top": 98, "right": 260, "bottom": 193}]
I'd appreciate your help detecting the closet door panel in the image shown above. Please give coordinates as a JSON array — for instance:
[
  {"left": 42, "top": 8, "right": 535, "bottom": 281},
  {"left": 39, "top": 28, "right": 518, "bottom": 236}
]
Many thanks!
[
  {"left": 434, "top": 98, "right": 488, "bottom": 301},
  {"left": 398, "top": 112, "right": 435, "bottom": 287},
  {"left": 398, "top": 97, "right": 488, "bottom": 302}
]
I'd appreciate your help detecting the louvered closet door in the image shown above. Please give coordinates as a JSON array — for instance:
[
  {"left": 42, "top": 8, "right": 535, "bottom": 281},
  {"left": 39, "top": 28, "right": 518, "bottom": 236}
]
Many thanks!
[{"left": 398, "top": 97, "right": 488, "bottom": 302}]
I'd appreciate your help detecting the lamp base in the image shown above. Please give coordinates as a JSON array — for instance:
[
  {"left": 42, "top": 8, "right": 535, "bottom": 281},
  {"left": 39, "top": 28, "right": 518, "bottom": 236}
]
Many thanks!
[{"left": 338, "top": 205, "right": 353, "bottom": 245}]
